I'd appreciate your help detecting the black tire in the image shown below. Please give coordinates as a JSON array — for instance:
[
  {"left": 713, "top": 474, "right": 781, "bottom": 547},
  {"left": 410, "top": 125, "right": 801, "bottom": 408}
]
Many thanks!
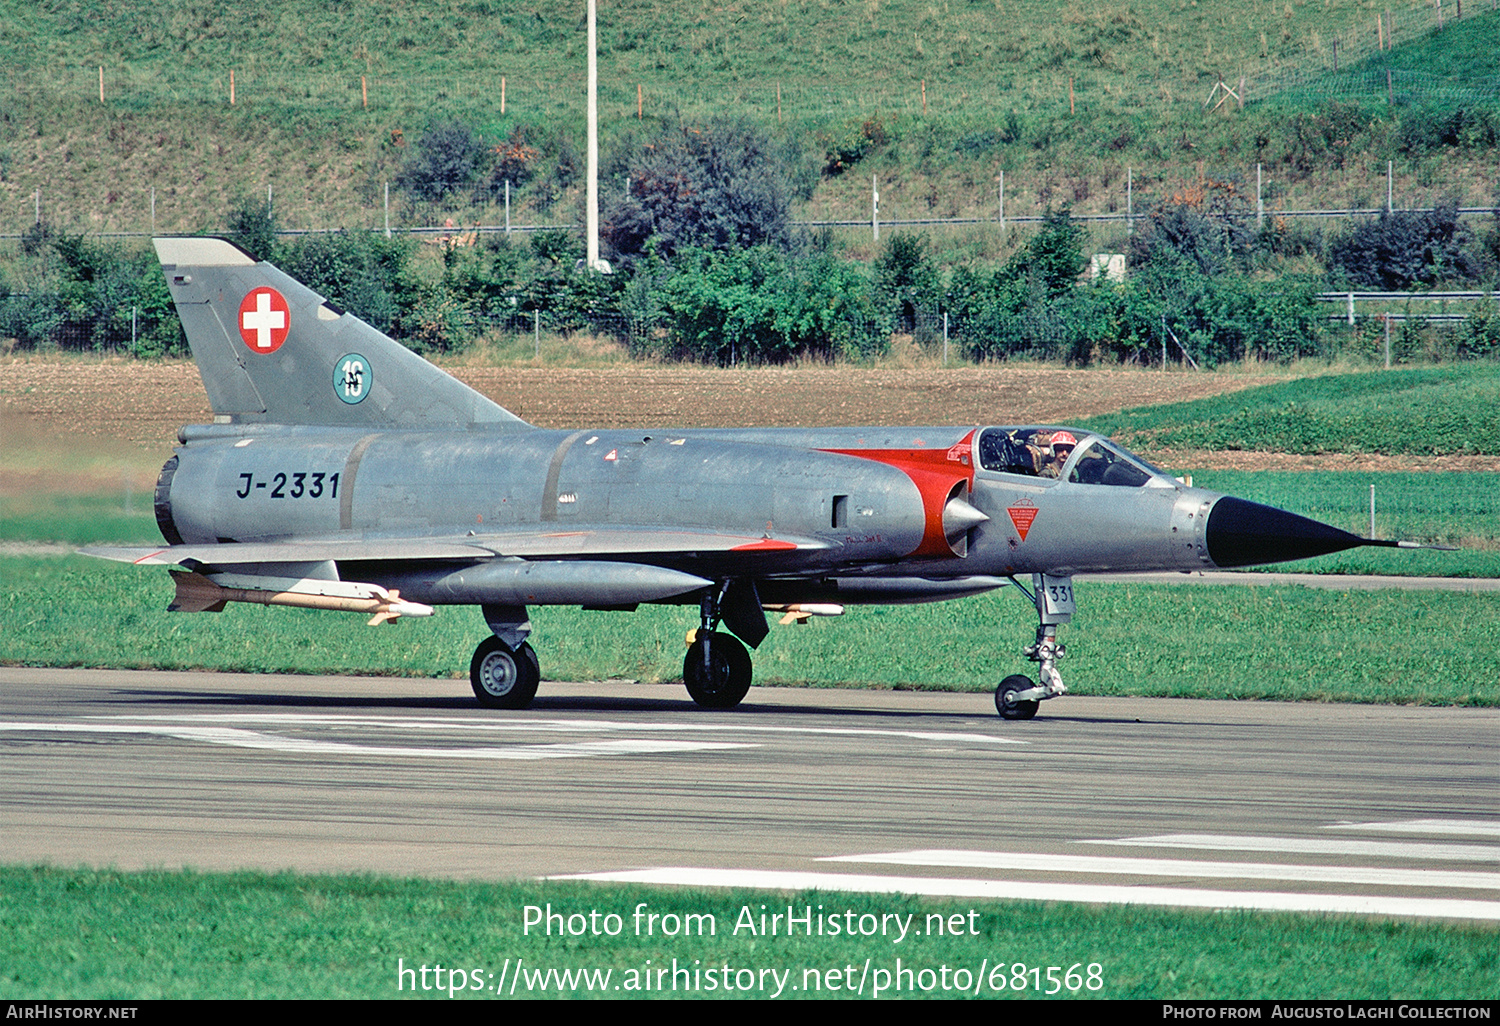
[
  {"left": 995, "top": 674, "right": 1040, "bottom": 720},
  {"left": 683, "top": 631, "right": 752, "bottom": 710},
  {"left": 470, "top": 636, "right": 540, "bottom": 709}
]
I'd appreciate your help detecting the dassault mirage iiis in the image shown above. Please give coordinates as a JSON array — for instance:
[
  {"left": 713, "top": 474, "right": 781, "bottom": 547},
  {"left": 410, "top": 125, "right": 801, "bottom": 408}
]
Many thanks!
[{"left": 84, "top": 237, "right": 1417, "bottom": 719}]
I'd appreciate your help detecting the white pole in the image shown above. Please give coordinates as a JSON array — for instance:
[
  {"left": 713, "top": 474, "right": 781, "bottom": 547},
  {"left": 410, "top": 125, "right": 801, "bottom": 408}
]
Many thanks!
[
  {"left": 150, "top": 187, "right": 156, "bottom": 235},
  {"left": 998, "top": 170, "right": 1004, "bottom": 229},
  {"left": 872, "top": 174, "right": 879, "bottom": 243},
  {"left": 1126, "top": 166, "right": 1133, "bottom": 234},
  {"left": 942, "top": 311, "right": 949, "bottom": 365},
  {"left": 384, "top": 182, "right": 390, "bottom": 238},
  {"left": 586, "top": 0, "right": 600, "bottom": 271}
]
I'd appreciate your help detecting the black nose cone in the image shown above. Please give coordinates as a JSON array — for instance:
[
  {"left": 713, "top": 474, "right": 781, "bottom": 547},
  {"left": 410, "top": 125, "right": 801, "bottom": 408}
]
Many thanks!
[{"left": 1206, "top": 496, "right": 1370, "bottom": 568}]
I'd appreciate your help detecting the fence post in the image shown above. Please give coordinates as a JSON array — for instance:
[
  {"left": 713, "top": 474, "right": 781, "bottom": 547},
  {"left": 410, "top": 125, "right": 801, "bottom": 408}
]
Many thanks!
[
  {"left": 505, "top": 180, "right": 511, "bottom": 234},
  {"left": 384, "top": 181, "right": 390, "bottom": 238},
  {"left": 1348, "top": 292, "right": 1356, "bottom": 326},
  {"left": 1127, "top": 166, "right": 1133, "bottom": 234},
  {"left": 1257, "top": 163, "right": 1263, "bottom": 227},
  {"left": 872, "top": 174, "right": 879, "bottom": 244}
]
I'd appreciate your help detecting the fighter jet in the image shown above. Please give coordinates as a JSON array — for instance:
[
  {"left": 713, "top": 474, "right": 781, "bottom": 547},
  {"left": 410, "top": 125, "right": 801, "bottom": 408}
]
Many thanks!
[{"left": 83, "top": 237, "right": 1418, "bottom": 719}]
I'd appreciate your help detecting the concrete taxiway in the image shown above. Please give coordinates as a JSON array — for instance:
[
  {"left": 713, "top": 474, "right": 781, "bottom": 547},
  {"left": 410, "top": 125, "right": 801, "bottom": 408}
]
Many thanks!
[{"left": 2, "top": 666, "right": 1496, "bottom": 920}]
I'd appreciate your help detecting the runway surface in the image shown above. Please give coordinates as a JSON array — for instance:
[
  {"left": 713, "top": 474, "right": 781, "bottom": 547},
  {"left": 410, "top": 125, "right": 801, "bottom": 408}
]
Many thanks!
[{"left": 3, "top": 666, "right": 1497, "bottom": 921}]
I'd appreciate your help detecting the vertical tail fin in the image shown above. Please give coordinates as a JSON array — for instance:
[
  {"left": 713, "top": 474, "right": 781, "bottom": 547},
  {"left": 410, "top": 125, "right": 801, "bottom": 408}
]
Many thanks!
[{"left": 154, "top": 236, "right": 529, "bottom": 430}]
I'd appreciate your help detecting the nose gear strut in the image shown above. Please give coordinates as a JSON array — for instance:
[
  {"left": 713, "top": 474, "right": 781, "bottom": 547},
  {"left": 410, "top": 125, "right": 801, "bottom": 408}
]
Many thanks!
[{"left": 996, "top": 574, "right": 1073, "bottom": 719}]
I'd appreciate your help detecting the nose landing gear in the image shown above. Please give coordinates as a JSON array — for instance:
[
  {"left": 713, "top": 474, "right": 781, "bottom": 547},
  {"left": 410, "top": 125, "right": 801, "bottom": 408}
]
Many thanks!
[{"left": 995, "top": 574, "right": 1073, "bottom": 720}]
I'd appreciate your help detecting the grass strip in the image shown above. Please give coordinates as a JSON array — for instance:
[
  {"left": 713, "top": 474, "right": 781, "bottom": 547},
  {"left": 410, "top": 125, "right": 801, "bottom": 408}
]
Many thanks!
[
  {"left": 0, "top": 867, "right": 1494, "bottom": 1000},
  {"left": 4, "top": 556, "right": 1496, "bottom": 707},
  {"left": 1084, "top": 365, "right": 1500, "bottom": 458}
]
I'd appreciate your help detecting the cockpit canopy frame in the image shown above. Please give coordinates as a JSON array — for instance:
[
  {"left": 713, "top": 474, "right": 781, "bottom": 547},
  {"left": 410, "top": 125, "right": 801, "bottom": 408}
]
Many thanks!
[{"left": 975, "top": 427, "right": 1172, "bottom": 488}]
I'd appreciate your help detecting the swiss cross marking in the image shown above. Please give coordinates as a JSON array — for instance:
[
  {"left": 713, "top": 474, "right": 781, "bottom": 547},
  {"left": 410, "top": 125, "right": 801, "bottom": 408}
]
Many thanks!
[{"left": 238, "top": 287, "right": 290, "bottom": 353}]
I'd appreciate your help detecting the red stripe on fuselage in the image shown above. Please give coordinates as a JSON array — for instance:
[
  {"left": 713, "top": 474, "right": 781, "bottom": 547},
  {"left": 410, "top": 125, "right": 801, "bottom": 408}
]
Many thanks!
[{"left": 822, "top": 429, "right": 976, "bottom": 559}]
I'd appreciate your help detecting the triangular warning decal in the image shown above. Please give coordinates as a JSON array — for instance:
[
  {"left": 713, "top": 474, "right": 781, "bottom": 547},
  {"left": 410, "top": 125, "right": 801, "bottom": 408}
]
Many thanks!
[{"left": 1007, "top": 503, "right": 1039, "bottom": 541}]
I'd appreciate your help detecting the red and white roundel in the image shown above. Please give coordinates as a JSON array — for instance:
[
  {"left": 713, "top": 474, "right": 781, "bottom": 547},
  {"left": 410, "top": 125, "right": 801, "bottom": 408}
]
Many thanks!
[{"left": 238, "top": 287, "right": 290, "bottom": 353}]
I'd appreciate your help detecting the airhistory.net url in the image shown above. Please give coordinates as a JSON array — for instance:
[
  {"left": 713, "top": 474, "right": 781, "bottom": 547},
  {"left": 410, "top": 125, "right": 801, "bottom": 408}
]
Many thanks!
[{"left": 395, "top": 957, "right": 1106, "bottom": 997}]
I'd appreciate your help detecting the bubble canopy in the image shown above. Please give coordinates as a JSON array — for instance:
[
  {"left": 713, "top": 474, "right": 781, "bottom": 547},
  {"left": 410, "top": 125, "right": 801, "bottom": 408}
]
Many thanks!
[{"left": 974, "top": 427, "right": 1172, "bottom": 487}]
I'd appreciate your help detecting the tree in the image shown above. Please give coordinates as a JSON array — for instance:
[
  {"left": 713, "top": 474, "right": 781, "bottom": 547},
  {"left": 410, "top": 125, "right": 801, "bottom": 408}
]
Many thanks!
[
  {"left": 600, "top": 118, "right": 795, "bottom": 262},
  {"left": 398, "top": 120, "right": 488, "bottom": 203}
]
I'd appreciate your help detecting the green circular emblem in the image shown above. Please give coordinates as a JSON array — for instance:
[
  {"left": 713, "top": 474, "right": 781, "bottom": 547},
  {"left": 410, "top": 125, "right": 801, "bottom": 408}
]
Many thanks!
[{"left": 334, "top": 353, "right": 371, "bottom": 404}]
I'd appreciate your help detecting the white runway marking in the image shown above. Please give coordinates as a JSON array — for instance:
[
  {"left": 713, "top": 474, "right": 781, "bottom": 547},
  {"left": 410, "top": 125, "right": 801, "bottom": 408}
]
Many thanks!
[
  {"left": 1082, "top": 833, "right": 1500, "bottom": 863},
  {"left": 0, "top": 721, "right": 751, "bottom": 760},
  {"left": 821, "top": 849, "right": 1500, "bottom": 891},
  {"left": 1324, "top": 819, "right": 1500, "bottom": 838},
  {"left": 551, "top": 868, "right": 1500, "bottom": 921},
  {"left": 93, "top": 713, "right": 1017, "bottom": 745},
  {"left": 0, "top": 713, "right": 1015, "bottom": 761}
]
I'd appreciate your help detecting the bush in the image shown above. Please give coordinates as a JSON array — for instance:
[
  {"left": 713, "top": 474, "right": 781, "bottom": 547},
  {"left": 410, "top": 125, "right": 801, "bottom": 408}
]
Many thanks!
[
  {"left": 874, "top": 234, "right": 941, "bottom": 334},
  {"left": 1, "top": 235, "right": 185, "bottom": 355},
  {"left": 1328, "top": 200, "right": 1482, "bottom": 290},
  {"left": 277, "top": 232, "right": 416, "bottom": 335},
  {"left": 643, "top": 247, "right": 882, "bottom": 365},
  {"left": 225, "top": 197, "right": 278, "bottom": 263},
  {"left": 1456, "top": 299, "right": 1500, "bottom": 359},
  {"left": 398, "top": 120, "right": 488, "bottom": 203},
  {"left": 600, "top": 118, "right": 795, "bottom": 262},
  {"left": 1129, "top": 177, "right": 1256, "bottom": 274}
]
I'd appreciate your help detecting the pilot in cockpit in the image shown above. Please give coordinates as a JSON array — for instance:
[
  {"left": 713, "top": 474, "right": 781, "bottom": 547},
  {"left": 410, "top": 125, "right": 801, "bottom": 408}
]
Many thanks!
[{"left": 1036, "top": 431, "right": 1076, "bottom": 478}]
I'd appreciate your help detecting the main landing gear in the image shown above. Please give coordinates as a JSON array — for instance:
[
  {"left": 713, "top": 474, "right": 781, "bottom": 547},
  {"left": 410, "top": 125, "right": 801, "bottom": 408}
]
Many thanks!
[
  {"left": 469, "top": 604, "right": 540, "bottom": 709},
  {"left": 995, "top": 574, "right": 1074, "bottom": 721},
  {"left": 683, "top": 586, "right": 753, "bottom": 709}
]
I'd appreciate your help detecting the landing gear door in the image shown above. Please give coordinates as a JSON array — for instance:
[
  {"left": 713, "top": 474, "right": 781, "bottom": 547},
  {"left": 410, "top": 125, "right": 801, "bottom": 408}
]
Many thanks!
[{"left": 1035, "top": 573, "right": 1075, "bottom": 625}]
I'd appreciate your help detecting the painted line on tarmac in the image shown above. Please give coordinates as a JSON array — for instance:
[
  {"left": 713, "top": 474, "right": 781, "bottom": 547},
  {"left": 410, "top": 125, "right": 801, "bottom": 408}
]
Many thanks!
[
  {"left": 549, "top": 868, "right": 1500, "bottom": 921},
  {"left": 94, "top": 713, "right": 1020, "bottom": 746},
  {"left": 0, "top": 721, "right": 753, "bottom": 760},
  {"left": 1081, "top": 833, "right": 1500, "bottom": 863},
  {"left": 1323, "top": 819, "right": 1500, "bottom": 838},
  {"left": 0, "top": 712, "right": 1017, "bottom": 761},
  {"left": 820, "top": 849, "right": 1500, "bottom": 891}
]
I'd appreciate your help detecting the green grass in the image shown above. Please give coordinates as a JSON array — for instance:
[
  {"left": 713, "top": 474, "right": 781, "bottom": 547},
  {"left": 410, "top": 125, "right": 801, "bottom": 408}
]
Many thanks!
[
  {"left": 1086, "top": 364, "right": 1500, "bottom": 456},
  {"left": 5, "top": 555, "right": 1497, "bottom": 706},
  {"left": 1, "top": 867, "right": 1493, "bottom": 999},
  {"left": 1, "top": 1, "right": 1494, "bottom": 238},
  {"left": 0, "top": 492, "right": 159, "bottom": 545}
]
